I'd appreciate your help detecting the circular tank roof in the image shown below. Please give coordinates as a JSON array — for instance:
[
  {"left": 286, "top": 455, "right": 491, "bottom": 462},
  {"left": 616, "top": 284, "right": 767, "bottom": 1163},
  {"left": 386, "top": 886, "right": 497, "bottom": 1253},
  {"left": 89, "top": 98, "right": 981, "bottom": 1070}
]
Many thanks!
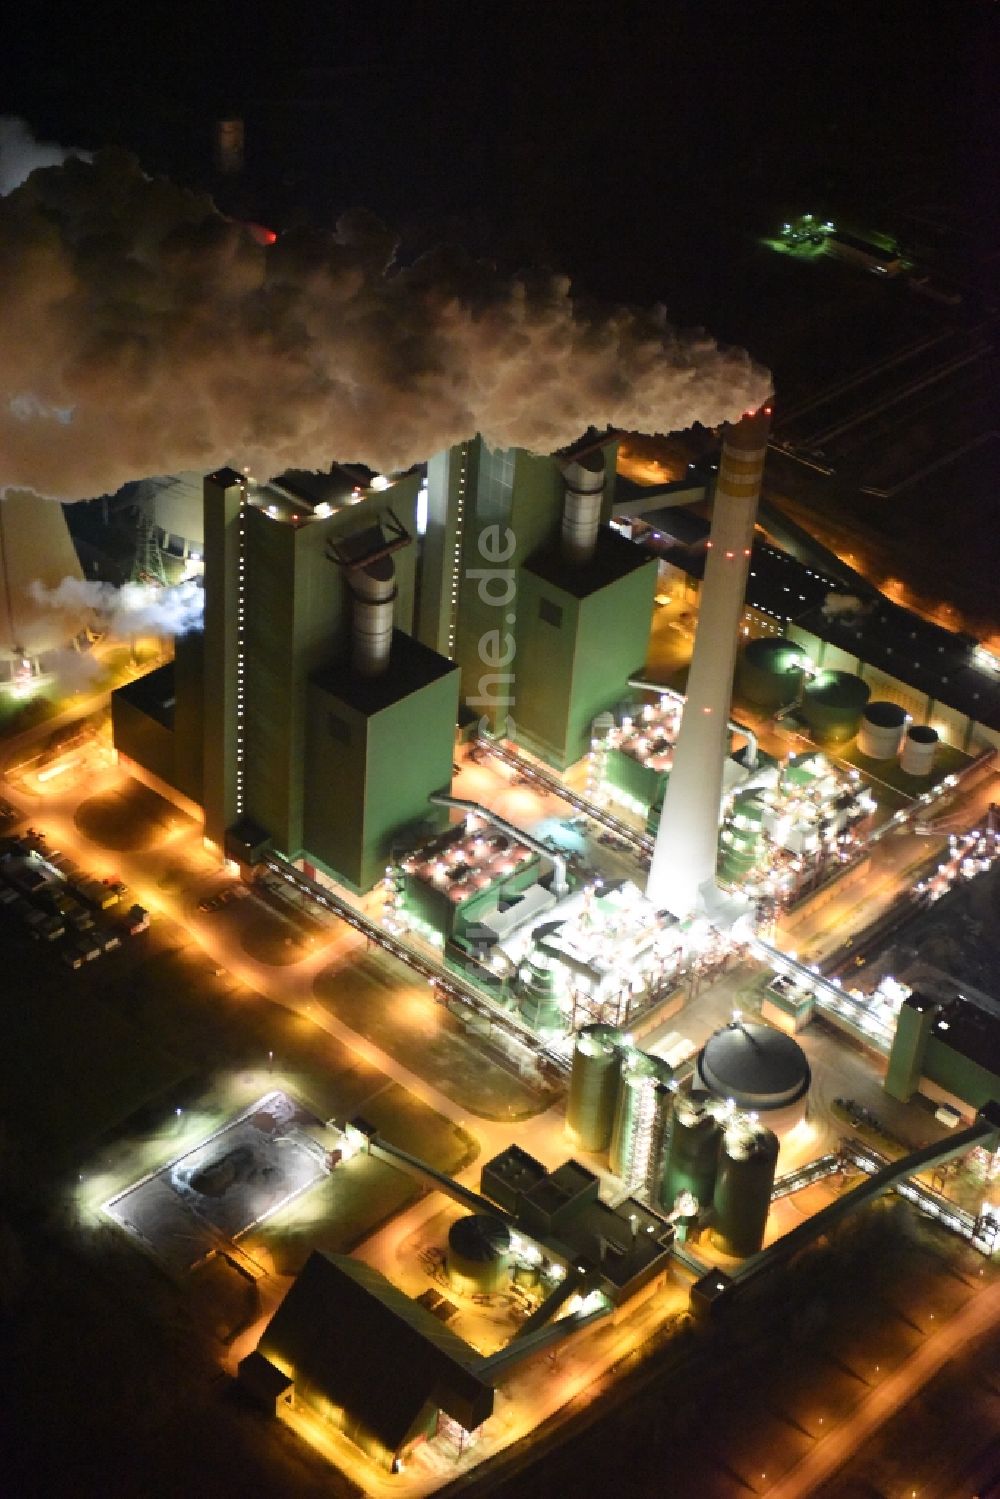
[
  {"left": 907, "top": 725, "right": 939, "bottom": 744},
  {"left": 744, "top": 637, "right": 803, "bottom": 671},
  {"left": 804, "top": 671, "right": 870, "bottom": 710},
  {"left": 448, "top": 1214, "right": 511, "bottom": 1263},
  {"left": 863, "top": 700, "right": 907, "bottom": 727},
  {"left": 697, "top": 1022, "right": 810, "bottom": 1112}
]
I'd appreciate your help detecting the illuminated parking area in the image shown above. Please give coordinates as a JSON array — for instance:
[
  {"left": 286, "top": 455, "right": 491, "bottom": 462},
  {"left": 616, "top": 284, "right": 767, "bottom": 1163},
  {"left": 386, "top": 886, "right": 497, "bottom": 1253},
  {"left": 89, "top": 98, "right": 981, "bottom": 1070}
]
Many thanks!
[{"left": 102, "top": 1090, "right": 336, "bottom": 1272}]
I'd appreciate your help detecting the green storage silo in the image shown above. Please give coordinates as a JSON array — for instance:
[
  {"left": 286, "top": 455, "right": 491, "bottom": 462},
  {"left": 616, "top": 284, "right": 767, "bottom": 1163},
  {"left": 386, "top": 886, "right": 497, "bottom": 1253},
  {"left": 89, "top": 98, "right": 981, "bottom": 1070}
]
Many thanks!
[
  {"left": 711, "top": 1121, "right": 779, "bottom": 1257},
  {"left": 660, "top": 1095, "right": 721, "bottom": 1213},
  {"left": 718, "top": 790, "right": 766, "bottom": 885},
  {"left": 609, "top": 1049, "right": 674, "bottom": 1189},
  {"left": 566, "top": 1024, "right": 623, "bottom": 1153},
  {"left": 736, "top": 637, "right": 807, "bottom": 711},
  {"left": 800, "top": 671, "right": 870, "bottom": 744},
  {"left": 446, "top": 1214, "right": 512, "bottom": 1296},
  {"left": 515, "top": 953, "right": 566, "bottom": 1033}
]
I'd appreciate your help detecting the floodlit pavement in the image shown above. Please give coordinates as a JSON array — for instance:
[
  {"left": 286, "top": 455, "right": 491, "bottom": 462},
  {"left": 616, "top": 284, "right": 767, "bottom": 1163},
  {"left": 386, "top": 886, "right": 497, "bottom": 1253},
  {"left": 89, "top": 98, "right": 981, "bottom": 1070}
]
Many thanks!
[{"left": 7, "top": 704, "right": 1000, "bottom": 1495}]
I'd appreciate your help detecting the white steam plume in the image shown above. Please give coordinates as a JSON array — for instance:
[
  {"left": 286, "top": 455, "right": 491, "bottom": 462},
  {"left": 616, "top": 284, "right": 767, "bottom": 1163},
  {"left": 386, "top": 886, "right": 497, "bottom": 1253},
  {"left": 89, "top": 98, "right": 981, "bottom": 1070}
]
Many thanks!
[
  {"left": 0, "top": 117, "right": 90, "bottom": 197},
  {"left": 0, "top": 143, "right": 772, "bottom": 501},
  {"left": 29, "top": 579, "right": 204, "bottom": 637}
]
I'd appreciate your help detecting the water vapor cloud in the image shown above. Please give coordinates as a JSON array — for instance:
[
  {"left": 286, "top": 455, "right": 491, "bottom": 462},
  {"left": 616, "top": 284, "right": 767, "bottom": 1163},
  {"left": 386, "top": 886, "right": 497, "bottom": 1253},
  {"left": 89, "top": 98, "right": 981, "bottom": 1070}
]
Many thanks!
[
  {"left": 0, "top": 124, "right": 772, "bottom": 501},
  {"left": 29, "top": 578, "right": 204, "bottom": 637}
]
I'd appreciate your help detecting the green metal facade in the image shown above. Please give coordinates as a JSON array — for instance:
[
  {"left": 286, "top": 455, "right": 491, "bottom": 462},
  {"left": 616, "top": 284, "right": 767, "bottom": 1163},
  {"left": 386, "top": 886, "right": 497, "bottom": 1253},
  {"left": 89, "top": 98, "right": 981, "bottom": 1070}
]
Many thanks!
[
  {"left": 884, "top": 996, "right": 937, "bottom": 1102},
  {"left": 420, "top": 435, "right": 621, "bottom": 737},
  {"left": 242, "top": 477, "right": 420, "bottom": 857},
  {"left": 202, "top": 469, "right": 245, "bottom": 845},
  {"left": 514, "top": 550, "right": 657, "bottom": 767},
  {"left": 304, "top": 642, "right": 459, "bottom": 892},
  {"left": 604, "top": 745, "right": 662, "bottom": 814}
]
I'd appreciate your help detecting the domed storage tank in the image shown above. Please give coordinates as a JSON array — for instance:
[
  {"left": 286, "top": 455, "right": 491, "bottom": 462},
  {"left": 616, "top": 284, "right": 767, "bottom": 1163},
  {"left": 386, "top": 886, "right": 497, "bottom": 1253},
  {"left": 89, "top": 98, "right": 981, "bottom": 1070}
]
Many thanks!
[
  {"left": 609, "top": 1049, "right": 674, "bottom": 1188},
  {"left": 858, "top": 700, "right": 907, "bottom": 759},
  {"left": 567, "top": 1024, "right": 623, "bottom": 1153},
  {"left": 801, "top": 671, "right": 870, "bottom": 744},
  {"left": 901, "top": 724, "right": 938, "bottom": 777},
  {"left": 736, "top": 637, "right": 807, "bottom": 711},
  {"left": 447, "top": 1214, "right": 512, "bottom": 1296},
  {"left": 697, "top": 1020, "right": 811, "bottom": 1135},
  {"left": 712, "top": 1121, "right": 779, "bottom": 1257},
  {"left": 660, "top": 1095, "right": 721, "bottom": 1214}
]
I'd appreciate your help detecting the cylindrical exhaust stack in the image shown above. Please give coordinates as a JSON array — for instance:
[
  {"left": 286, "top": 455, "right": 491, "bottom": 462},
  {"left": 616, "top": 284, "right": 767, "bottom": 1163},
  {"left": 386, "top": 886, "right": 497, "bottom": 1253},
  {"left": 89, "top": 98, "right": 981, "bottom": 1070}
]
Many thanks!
[
  {"left": 349, "top": 555, "right": 397, "bottom": 676},
  {"left": 560, "top": 451, "right": 605, "bottom": 564},
  {"left": 646, "top": 406, "right": 771, "bottom": 917}
]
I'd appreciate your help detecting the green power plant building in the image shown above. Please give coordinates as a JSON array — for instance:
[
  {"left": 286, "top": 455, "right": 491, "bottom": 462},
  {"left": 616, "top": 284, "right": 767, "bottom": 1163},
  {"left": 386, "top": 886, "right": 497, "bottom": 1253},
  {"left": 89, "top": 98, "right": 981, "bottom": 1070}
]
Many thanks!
[
  {"left": 114, "top": 466, "right": 459, "bottom": 891},
  {"left": 421, "top": 435, "right": 657, "bottom": 767},
  {"left": 113, "top": 431, "right": 658, "bottom": 887}
]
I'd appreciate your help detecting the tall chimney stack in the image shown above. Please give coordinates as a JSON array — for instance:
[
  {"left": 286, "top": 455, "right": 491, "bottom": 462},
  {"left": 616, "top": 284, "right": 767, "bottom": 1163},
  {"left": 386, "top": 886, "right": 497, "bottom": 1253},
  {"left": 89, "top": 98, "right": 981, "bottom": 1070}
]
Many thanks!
[{"left": 645, "top": 406, "right": 772, "bottom": 917}]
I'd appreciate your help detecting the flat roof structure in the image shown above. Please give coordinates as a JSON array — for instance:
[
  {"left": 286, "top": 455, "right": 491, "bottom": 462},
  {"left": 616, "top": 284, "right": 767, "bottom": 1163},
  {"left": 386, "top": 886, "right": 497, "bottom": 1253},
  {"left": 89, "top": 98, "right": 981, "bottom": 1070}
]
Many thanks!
[
  {"left": 480, "top": 1147, "right": 674, "bottom": 1304},
  {"left": 310, "top": 628, "right": 458, "bottom": 718},
  {"left": 402, "top": 822, "right": 539, "bottom": 909},
  {"left": 934, "top": 996, "right": 1000, "bottom": 1078},
  {"left": 524, "top": 524, "right": 656, "bottom": 599},
  {"left": 610, "top": 697, "right": 682, "bottom": 776}
]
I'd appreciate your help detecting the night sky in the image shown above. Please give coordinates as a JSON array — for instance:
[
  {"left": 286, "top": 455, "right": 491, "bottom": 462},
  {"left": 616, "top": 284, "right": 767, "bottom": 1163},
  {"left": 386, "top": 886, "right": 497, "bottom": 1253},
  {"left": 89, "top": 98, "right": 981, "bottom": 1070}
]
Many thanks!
[{"left": 3, "top": 0, "right": 995, "bottom": 320}]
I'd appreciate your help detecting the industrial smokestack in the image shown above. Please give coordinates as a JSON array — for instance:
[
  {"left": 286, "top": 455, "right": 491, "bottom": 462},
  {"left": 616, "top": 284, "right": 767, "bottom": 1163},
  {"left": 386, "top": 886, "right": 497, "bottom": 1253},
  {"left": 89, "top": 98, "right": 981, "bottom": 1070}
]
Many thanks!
[
  {"left": 645, "top": 406, "right": 771, "bottom": 918},
  {"left": 349, "top": 555, "right": 397, "bottom": 676},
  {"left": 560, "top": 451, "right": 605, "bottom": 564}
]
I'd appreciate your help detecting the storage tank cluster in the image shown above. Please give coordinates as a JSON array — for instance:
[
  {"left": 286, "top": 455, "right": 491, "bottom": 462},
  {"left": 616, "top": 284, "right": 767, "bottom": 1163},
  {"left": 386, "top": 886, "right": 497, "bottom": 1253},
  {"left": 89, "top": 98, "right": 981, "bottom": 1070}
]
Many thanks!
[
  {"left": 856, "top": 701, "right": 938, "bottom": 777},
  {"left": 566, "top": 1025, "right": 675, "bottom": 1194},
  {"left": 566, "top": 1018, "right": 799, "bottom": 1255},
  {"left": 660, "top": 1099, "right": 779, "bottom": 1256}
]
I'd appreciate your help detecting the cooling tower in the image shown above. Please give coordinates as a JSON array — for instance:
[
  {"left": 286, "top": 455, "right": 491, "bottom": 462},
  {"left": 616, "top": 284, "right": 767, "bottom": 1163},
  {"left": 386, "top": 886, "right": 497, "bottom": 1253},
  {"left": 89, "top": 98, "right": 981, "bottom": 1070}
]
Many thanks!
[
  {"left": 0, "top": 489, "right": 90, "bottom": 674},
  {"left": 646, "top": 407, "right": 771, "bottom": 916}
]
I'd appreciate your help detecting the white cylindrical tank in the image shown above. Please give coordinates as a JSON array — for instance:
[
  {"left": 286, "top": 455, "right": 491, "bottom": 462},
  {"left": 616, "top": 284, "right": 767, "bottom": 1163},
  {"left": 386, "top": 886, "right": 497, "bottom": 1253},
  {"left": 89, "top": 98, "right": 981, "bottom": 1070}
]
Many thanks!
[
  {"left": 858, "top": 701, "right": 907, "bottom": 759},
  {"left": 901, "top": 724, "right": 938, "bottom": 776},
  {"left": 350, "top": 555, "right": 396, "bottom": 676},
  {"left": 560, "top": 451, "right": 605, "bottom": 564}
]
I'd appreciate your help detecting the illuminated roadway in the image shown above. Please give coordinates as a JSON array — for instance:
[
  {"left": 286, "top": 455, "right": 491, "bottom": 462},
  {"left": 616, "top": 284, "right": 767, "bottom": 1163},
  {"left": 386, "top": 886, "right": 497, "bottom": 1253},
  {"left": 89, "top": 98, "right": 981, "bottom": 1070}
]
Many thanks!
[
  {"left": 764, "top": 1273, "right": 1000, "bottom": 1499},
  {"left": 4, "top": 702, "right": 999, "bottom": 1495}
]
